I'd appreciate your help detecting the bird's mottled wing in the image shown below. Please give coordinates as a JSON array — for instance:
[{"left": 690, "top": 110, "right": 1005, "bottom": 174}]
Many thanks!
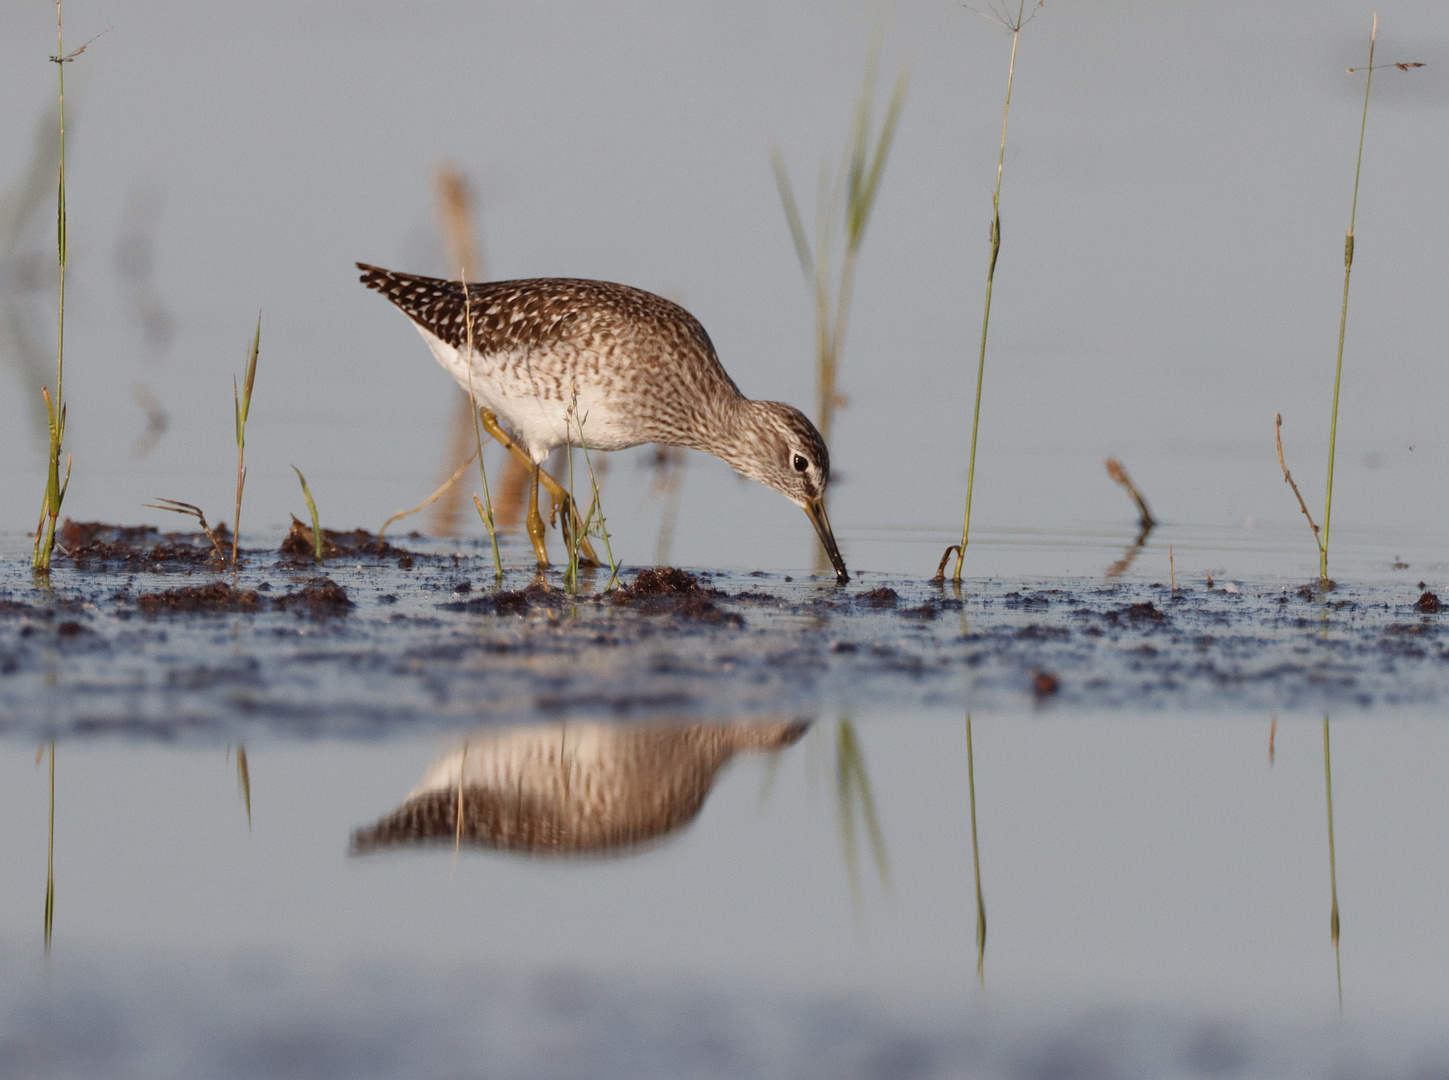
[{"left": 357, "top": 263, "right": 601, "bottom": 355}]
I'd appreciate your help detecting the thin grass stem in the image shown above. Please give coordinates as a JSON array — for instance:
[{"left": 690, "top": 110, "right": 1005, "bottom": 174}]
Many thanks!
[
  {"left": 955, "top": 1, "right": 1030, "bottom": 582},
  {"left": 380, "top": 449, "right": 478, "bottom": 539},
  {"left": 460, "top": 280, "right": 503, "bottom": 580},
  {"left": 573, "top": 405, "right": 619, "bottom": 591}
]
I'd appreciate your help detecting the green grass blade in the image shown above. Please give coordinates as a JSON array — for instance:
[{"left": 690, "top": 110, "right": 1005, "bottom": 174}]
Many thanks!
[
  {"left": 770, "top": 146, "right": 815, "bottom": 281},
  {"left": 292, "top": 465, "right": 324, "bottom": 563}
]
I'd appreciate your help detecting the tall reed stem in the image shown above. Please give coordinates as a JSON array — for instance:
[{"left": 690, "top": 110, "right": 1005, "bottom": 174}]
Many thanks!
[
  {"left": 955, "top": 1, "right": 1029, "bottom": 582},
  {"left": 1322, "top": 15, "right": 1377, "bottom": 582},
  {"left": 34, "top": 1, "right": 71, "bottom": 573}
]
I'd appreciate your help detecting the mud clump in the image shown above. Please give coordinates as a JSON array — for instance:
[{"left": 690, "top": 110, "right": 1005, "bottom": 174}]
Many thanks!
[
  {"left": 440, "top": 588, "right": 531, "bottom": 615},
  {"left": 137, "top": 582, "right": 261, "bottom": 613},
  {"left": 1417, "top": 591, "right": 1441, "bottom": 614},
  {"left": 1127, "top": 602, "right": 1164, "bottom": 621},
  {"left": 275, "top": 577, "right": 353, "bottom": 615},
  {"left": 612, "top": 568, "right": 739, "bottom": 625},
  {"left": 858, "top": 587, "right": 899, "bottom": 608},
  {"left": 62, "top": 519, "right": 219, "bottom": 567},
  {"left": 495, "top": 590, "right": 530, "bottom": 615},
  {"left": 616, "top": 568, "right": 706, "bottom": 597},
  {"left": 279, "top": 518, "right": 402, "bottom": 564}
]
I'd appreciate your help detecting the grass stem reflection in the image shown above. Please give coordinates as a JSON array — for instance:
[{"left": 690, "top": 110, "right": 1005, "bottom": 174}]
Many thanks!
[
  {"left": 966, "top": 715, "right": 986, "bottom": 990},
  {"left": 835, "top": 719, "right": 891, "bottom": 924},
  {"left": 1323, "top": 716, "right": 1342, "bottom": 1009}
]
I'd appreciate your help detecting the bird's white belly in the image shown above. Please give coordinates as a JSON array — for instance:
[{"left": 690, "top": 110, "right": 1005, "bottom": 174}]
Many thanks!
[{"left": 418, "top": 328, "right": 640, "bottom": 462}]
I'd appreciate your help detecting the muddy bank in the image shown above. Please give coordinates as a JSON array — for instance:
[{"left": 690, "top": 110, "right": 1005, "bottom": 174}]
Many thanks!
[{"left": 2, "top": 528, "right": 1448, "bottom": 740}]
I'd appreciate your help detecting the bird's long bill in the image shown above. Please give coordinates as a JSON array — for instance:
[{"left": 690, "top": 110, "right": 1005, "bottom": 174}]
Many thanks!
[{"left": 805, "top": 497, "right": 849, "bottom": 585}]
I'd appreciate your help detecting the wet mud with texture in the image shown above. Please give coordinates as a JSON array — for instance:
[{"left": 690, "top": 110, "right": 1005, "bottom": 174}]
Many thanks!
[{"left": 3, "top": 524, "right": 1449, "bottom": 740}]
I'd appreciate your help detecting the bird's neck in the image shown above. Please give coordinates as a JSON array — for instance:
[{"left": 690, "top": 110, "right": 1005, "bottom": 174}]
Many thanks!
[{"left": 700, "top": 396, "right": 769, "bottom": 485}]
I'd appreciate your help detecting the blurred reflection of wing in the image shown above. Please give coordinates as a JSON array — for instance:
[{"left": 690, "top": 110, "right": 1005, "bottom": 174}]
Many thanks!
[
  {"left": 350, "top": 718, "right": 808, "bottom": 857},
  {"left": 114, "top": 182, "right": 176, "bottom": 354},
  {"left": 0, "top": 105, "right": 64, "bottom": 444}
]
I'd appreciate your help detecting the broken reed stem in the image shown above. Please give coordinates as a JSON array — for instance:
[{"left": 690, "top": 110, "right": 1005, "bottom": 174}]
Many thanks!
[
  {"left": 1105, "top": 458, "right": 1155, "bottom": 530},
  {"left": 1275, "top": 413, "right": 1322, "bottom": 554},
  {"left": 35, "top": 2, "right": 72, "bottom": 574},
  {"left": 461, "top": 280, "right": 503, "bottom": 581},
  {"left": 1169, "top": 544, "right": 1175, "bottom": 592},
  {"left": 233, "top": 315, "right": 260, "bottom": 568},
  {"left": 379, "top": 449, "right": 478, "bottom": 540},
  {"left": 955, "top": 1, "right": 1033, "bottom": 583},
  {"left": 291, "top": 466, "right": 324, "bottom": 563},
  {"left": 143, "top": 498, "right": 227, "bottom": 563}
]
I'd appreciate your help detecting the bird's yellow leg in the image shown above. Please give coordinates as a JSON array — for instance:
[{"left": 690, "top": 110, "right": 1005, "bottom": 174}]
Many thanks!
[
  {"left": 477, "top": 408, "right": 599, "bottom": 566},
  {"left": 525, "top": 464, "right": 549, "bottom": 569}
]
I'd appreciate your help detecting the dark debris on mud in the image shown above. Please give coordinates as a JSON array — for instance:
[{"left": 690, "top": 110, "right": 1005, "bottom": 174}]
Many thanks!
[{"left": 6, "top": 528, "right": 1449, "bottom": 740}]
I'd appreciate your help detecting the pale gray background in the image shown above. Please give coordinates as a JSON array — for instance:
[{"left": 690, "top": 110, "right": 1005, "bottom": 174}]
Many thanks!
[{"left": 2, "top": 0, "right": 1446, "bottom": 579}]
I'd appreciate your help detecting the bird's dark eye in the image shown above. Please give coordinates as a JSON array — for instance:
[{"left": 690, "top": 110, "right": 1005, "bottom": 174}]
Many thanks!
[{"left": 792, "top": 454, "right": 809, "bottom": 473}]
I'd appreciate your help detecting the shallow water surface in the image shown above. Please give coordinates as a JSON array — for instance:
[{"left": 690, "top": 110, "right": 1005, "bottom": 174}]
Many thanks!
[{"left": 3, "top": 712, "right": 1449, "bottom": 1077}]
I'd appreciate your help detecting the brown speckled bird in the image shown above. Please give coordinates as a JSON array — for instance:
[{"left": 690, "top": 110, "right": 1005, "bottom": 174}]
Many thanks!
[{"left": 357, "top": 263, "right": 848, "bottom": 583}]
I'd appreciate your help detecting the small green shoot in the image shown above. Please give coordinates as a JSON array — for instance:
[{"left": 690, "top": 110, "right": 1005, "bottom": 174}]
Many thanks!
[
  {"left": 232, "top": 314, "right": 260, "bottom": 567},
  {"left": 292, "top": 466, "right": 325, "bottom": 563},
  {"left": 953, "top": 1, "right": 1040, "bottom": 583}
]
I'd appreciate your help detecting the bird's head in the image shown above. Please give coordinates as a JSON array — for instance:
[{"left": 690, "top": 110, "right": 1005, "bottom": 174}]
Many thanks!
[{"left": 731, "top": 401, "right": 848, "bottom": 584}]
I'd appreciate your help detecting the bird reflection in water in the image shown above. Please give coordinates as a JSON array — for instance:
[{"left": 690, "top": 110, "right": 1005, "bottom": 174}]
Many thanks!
[{"left": 350, "top": 718, "right": 808, "bottom": 857}]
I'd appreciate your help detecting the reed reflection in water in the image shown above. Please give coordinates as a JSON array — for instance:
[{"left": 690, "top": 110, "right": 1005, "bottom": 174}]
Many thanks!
[{"left": 350, "top": 718, "right": 808, "bottom": 858}]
